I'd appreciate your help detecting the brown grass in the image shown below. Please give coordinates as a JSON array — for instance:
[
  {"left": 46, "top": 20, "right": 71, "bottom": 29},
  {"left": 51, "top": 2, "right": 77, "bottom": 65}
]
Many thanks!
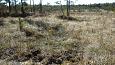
[{"left": 0, "top": 12, "right": 115, "bottom": 65}]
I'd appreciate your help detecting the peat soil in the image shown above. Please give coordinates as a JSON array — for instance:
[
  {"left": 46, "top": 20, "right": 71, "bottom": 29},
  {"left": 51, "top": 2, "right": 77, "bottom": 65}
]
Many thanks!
[{"left": 0, "top": 47, "right": 83, "bottom": 65}]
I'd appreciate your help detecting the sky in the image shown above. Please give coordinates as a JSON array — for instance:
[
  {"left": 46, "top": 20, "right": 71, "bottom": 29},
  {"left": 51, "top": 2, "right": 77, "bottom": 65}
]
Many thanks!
[{"left": 26, "top": 0, "right": 115, "bottom": 5}]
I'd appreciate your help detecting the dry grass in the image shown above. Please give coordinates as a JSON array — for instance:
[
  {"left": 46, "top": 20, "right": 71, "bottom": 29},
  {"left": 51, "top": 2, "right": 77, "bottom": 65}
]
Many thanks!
[{"left": 0, "top": 12, "right": 115, "bottom": 65}]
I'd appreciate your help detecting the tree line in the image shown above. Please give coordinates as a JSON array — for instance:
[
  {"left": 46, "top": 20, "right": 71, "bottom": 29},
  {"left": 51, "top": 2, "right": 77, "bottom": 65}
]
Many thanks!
[
  {"left": 0, "top": 0, "right": 72, "bottom": 17},
  {"left": 0, "top": 0, "right": 115, "bottom": 17}
]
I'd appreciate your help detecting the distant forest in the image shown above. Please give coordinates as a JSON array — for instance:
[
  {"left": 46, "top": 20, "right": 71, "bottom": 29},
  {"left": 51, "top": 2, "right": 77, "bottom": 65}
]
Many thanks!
[
  {"left": 45, "top": 3, "right": 115, "bottom": 12},
  {"left": 0, "top": 1, "right": 115, "bottom": 17},
  {"left": 76, "top": 3, "right": 115, "bottom": 12}
]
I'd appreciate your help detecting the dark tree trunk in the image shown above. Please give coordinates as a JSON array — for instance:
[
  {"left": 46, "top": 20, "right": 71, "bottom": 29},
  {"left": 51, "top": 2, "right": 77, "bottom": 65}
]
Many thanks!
[
  {"left": 8, "top": 0, "right": 11, "bottom": 14},
  {"left": 32, "top": 0, "right": 35, "bottom": 12},
  {"left": 39, "top": 0, "right": 42, "bottom": 13},
  {"left": 14, "top": 0, "right": 17, "bottom": 13},
  {"left": 67, "top": 0, "right": 70, "bottom": 16},
  {"left": 30, "top": 0, "right": 32, "bottom": 12},
  {"left": 21, "top": 0, "right": 24, "bottom": 14}
]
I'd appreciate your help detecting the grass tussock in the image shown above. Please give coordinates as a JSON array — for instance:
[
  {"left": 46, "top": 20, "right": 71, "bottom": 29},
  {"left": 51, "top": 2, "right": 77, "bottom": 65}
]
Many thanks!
[{"left": 57, "top": 15, "right": 79, "bottom": 21}]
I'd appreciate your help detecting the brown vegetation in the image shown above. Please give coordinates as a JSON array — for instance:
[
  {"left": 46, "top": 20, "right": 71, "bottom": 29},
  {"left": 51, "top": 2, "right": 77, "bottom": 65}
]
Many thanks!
[{"left": 0, "top": 12, "right": 115, "bottom": 65}]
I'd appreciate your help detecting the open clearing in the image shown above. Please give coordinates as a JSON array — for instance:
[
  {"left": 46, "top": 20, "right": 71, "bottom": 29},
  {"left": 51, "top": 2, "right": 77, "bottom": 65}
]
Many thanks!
[{"left": 0, "top": 12, "right": 115, "bottom": 65}]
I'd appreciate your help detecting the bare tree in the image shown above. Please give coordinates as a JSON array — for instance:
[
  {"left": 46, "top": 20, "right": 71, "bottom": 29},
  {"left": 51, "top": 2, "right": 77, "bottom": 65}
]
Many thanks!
[
  {"left": 66, "top": 0, "right": 70, "bottom": 16},
  {"left": 5, "top": 0, "right": 11, "bottom": 14},
  {"left": 14, "top": 0, "right": 17, "bottom": 13},
  {"left": 30, "top": 0, "right": 32, "bottom": 12},
  {"left": 39, "top": 0, "right": 42, "bottom": 13},
  {"left": 32, "top": 0, "right": 35, "bottom": 12},
  {"left": 66, "top": 0, "right": 77, "bottom": 16},
  {"left": 21, "top": 0, "right": 24, "bottom": 14}
]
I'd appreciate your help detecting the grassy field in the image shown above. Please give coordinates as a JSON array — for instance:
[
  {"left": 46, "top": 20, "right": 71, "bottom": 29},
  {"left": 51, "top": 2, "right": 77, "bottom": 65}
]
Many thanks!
[{"left": 0, "top": 12, "right": 115, "bottom": 65}]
